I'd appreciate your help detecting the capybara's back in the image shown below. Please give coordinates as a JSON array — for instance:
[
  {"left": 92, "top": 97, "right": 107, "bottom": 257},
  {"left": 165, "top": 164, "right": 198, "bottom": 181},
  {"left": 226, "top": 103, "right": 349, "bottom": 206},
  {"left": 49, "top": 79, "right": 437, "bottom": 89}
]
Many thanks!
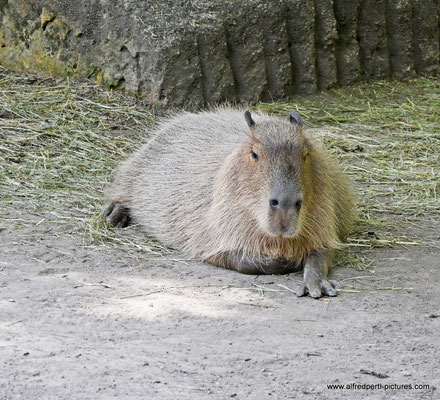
[
  {"left": 104, "top": 107, "right": 355, "bottom": 298},
  {"left": 105, "top": 108, "right": 263, "bottom": 252}
]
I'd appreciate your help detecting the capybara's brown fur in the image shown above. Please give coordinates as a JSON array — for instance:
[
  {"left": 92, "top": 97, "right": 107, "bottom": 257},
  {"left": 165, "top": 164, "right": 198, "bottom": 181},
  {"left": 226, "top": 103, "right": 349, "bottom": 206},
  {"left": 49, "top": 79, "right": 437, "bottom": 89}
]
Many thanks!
[{"left": 103, "top": 107, "right": 355, "bottom": 297}]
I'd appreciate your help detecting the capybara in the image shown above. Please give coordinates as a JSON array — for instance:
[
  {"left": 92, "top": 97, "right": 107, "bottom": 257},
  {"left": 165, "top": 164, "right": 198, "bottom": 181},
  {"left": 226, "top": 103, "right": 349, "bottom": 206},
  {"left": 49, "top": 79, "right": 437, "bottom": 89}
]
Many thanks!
[{"left": 103, "top": 108, "right": 355, "bottom": 298}]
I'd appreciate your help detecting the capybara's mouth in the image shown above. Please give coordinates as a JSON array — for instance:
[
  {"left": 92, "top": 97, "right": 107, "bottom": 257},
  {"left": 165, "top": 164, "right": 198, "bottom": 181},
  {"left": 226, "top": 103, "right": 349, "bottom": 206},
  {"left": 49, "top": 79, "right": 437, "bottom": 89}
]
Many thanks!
[{"left": 267, "top": 221, "right": 297, "bottom": 238}]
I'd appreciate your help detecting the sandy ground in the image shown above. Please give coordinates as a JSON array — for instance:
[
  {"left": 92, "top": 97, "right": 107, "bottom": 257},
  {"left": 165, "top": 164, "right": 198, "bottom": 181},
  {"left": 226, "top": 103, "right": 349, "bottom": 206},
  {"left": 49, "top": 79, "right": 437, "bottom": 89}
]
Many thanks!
[{"left": 1, "top": 211, "right": 439, "bottom": 400}]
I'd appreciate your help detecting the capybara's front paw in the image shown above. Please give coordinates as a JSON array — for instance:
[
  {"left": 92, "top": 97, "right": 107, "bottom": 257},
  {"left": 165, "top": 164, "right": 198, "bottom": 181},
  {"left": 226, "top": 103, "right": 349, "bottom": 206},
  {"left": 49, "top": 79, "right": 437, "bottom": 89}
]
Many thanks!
[
  {"left": 102, "top": 201, "right": 131, "bottom": 228},
  {"left": 296, "top": 275, "right": 338, "bottom": 299}
]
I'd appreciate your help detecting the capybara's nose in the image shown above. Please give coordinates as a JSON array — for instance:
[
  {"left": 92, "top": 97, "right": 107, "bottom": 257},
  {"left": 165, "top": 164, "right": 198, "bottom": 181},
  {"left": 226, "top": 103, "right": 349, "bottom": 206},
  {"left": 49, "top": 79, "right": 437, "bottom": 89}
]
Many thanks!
[{"left": 270, "top": 197, "right": 302, "bottom": 213}]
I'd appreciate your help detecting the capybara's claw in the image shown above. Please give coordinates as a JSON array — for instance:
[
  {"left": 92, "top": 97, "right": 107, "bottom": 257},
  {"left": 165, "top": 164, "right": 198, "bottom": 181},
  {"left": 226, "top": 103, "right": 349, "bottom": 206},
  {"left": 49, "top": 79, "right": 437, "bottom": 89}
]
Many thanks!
[
  {"left": 296, "top": 277, "right": 338, "bottom": 299},
  {"left": 321, "top": 278, "right": 338, "bottom": 297},
  {"left": 103, "top": 202, "right": 131, "bottom": 228},
  {"left": 102, "top": 202, "right": 115, "bottom": 218}
]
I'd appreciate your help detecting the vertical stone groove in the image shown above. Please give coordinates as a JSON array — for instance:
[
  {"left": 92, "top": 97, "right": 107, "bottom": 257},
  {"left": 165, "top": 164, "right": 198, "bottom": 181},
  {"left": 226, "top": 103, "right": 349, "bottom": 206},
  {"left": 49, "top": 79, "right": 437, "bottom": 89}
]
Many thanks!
[
  {"left": 224, "top": 26, "right": 240, "bottom": 103},
  {"left": 196, "top": 37, "right": 208, "bottom": 107}
]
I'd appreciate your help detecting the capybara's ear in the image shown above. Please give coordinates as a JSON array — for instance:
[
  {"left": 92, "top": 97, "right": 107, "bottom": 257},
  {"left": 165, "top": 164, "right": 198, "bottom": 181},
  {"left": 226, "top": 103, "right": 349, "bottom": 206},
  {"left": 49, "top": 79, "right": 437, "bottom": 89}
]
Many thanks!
[
  {"left": 244, "top": 111, "right": 255, "bottom": 129},
  {"left": 289, "top": 111, "right": 302, "bottom": 127}
]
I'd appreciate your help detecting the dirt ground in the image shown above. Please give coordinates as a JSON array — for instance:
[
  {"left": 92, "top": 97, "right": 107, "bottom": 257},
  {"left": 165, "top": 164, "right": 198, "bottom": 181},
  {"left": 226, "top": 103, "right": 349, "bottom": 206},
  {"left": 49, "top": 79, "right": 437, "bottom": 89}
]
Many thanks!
[
  {"left": 1, "top": 210, "right": 439, "bottom": 400},
  {"left": 1, "top": 69, "right": 439, "bottom": 399}
]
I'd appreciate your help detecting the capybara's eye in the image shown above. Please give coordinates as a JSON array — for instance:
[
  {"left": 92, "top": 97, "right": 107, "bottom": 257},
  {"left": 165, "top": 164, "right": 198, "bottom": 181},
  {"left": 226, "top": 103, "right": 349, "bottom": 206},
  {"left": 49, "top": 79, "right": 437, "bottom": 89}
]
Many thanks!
[{"left": 250, "top": 150, "right": 259, "bottom": 161}]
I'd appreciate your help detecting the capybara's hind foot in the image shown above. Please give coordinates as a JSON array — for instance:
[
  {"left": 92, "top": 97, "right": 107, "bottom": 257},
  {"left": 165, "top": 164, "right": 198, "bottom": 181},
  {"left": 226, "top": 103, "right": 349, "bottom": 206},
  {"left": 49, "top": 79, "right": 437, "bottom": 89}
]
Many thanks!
[{"left": 102, "top": 201, "right": 131, "bottom": 228}]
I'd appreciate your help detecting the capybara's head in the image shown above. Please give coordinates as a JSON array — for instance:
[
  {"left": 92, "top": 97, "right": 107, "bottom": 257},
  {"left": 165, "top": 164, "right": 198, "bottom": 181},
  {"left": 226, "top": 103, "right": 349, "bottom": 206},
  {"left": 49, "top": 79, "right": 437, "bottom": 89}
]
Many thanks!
[{"left": 241, "top": 111, "right": 310, "bottom": 238}]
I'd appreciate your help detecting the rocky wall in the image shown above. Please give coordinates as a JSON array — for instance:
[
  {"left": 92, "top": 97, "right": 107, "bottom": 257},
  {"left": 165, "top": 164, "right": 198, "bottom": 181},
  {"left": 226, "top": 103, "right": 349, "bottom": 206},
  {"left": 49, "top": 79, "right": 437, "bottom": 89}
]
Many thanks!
[{"left": 1, "top": 0, "right": 439, "bottom": 107}]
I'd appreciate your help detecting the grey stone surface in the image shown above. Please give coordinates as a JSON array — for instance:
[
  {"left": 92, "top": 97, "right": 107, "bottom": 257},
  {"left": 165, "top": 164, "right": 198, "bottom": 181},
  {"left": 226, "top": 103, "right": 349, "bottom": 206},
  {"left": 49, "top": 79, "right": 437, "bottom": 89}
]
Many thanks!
[
  {"left": 314, "top": 0, "right": 338, "bottom": 90},
  {"left": 1, "top": 0, "right": 440, "bottom": 107},
  {"left": 333, "top": 0, "right": 361, "bottom": 86},
  {"left": 411, "top": 0, "right": 440, "bottom": 76},
  {"left": 285, "top": 0, "right": 317, "bottom": 95},
  {"left": 386, "top": 0, "right": 415, "bottom": 80},
  {"left": 358, "top": 0, "right": 390, "bottom": 80}
]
